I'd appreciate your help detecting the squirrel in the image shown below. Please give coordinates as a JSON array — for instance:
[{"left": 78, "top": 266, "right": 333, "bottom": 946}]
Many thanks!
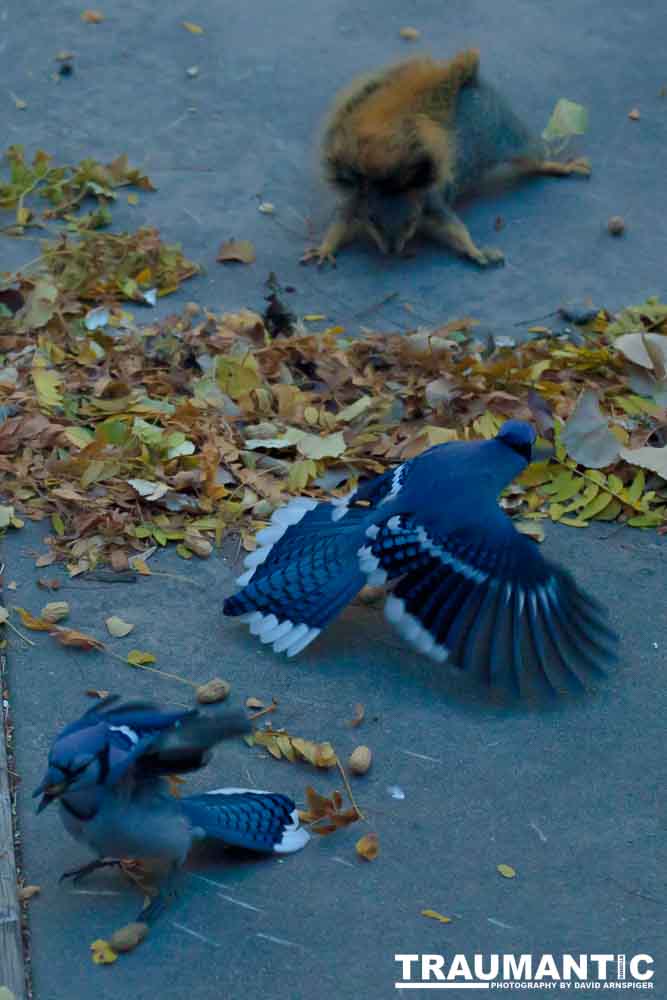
[{"left": 301, "top": 50, "right": 590, "bottom": 267}]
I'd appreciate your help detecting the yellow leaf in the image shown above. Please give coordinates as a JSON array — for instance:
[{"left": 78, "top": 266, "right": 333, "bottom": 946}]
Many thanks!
[
  {"left": 182, "top": 20, "right": 204, "bottom": 33},
  {"left": 14, "top": 607, "right": 52, "bottom": 631},
  {"left": 132, "top": 559, "right": 152, "bottom": 576},
  {"left": 421, "top": 909, "right": 452, "bottom": 924},
  {"left": 626, "top": 469, "right": 645, "bottom": 504},
  {"left": 303, "top": 314, "right": 326, "bottom": 322},
  {"left": 127, "top": 649, "right": 156, "bottom": 666},
  {"left": 127, "top": 193, "right": 139, "bottom": 205},
  {"left": 296, "top": 431, "right": 346, "bottom": 460},
  {"left": 32, "top": 369, "right": 63, "bottom": 410},
  {"left": 90, "top": 939, "right": 118, "bottom": 964},
  {"left": 497, "top": 863, "right": 517, "bottom": 879}
]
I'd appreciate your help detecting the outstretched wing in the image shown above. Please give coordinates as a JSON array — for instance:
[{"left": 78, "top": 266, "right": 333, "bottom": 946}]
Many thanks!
[{"left": 359, "top": 511, "right": 618, "bottom": 695}]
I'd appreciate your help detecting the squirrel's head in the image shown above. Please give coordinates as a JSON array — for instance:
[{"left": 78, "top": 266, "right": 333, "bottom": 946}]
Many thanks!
[{"left": 325, "top": 114, "right": 452, "bottom": 254}]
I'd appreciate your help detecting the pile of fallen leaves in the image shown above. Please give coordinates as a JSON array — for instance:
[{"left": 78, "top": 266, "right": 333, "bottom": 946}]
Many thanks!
[{"left": 1, "top": 270, "right": 667, "bottom": 571}]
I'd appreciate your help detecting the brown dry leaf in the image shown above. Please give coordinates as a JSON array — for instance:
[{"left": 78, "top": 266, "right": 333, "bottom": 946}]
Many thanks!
[
  {"left": 18, "top": 884, "right": 41, "bottom": 901},
  {"left": 50, "top": 626, "right": 105, "bottom": 651},
  {"left": 37, "top": 577, "right": 61, "bottom": 591},
  {"left": 299, "top": 785, "right": 360, "bottom": 836},
  {"left": 421, "top": 909, "right": 452, "bottom": 924},
  {"left": 109, "top": 922, "right": 149, "bottom": 953},
  {"left": 81, "top": 9, "right": 104, "bottom": 22},
  {"left": 356, "top": 832, "right": 379, "bottom": 861},
  {"left": 217, "top": 240, "right": 256, "bottom": 265},
  {"left": 348, "top": 702, "right": 365, "bottom": 727}
]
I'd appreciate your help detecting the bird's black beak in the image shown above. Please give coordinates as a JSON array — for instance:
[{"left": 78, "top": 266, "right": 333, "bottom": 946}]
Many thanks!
[{"left": 33, "top": 773, "right": 67, "bottom": 812}]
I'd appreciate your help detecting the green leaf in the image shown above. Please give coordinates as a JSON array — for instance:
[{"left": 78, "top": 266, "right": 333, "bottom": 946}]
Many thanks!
[
  {"left": 627, "top": 512, "right": 665, "bottom": 528},
  {"left": 32, "top": 368, "right": 63, "bottom": 409},
  {"left": 578, "top": 492, "right": 613, "bottom": 520},
  {"left": 542, "top": 99, "right": 589, "bottom": 141},
  {"left": 51, "top": 512, "right": 65, "bottom": 536}
]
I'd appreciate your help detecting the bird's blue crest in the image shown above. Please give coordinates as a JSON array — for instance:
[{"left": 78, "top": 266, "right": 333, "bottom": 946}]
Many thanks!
[{"left": 496, "top": 420, "right": 536, "bottom": 460}]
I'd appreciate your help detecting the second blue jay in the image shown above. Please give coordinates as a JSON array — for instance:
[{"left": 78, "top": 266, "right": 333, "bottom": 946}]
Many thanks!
[
  {"left": 34, "top": 696, "right": 310, "bottom": 922},
  {"left": 224, "top": 421, "right": 618, "bottom": 694}
]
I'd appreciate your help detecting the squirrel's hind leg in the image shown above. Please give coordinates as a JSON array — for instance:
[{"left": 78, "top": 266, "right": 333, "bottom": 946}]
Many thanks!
[{"left": 512, "top": 156, "right": 591, "bottom": 178}]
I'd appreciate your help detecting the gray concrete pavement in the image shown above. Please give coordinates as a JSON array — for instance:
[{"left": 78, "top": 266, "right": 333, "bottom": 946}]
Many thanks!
[{"left": 2, "top": 0, "right": 666, "bottom": 997}]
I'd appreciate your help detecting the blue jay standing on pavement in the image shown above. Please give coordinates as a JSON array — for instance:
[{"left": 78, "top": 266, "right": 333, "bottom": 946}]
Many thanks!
[
  {"left": 34, "top": 696, "right": 309, "bottom": 922},
  {"left": 224, "top": 421, "right": 618, "bottom": 695}
]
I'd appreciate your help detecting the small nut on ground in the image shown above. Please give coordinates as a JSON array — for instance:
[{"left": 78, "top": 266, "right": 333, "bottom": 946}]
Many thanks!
[
  {"left": 348, "top": 745, "right": 372, "bottom": 774},
  {"left": 197, "top": 678, "right": 231, "bottom": 704},
  {"left": 109, "top": 922, "right": 149, "bottom": 953},
  {"left": 607, "top": 216, "right": 625, "bottom": 236}
]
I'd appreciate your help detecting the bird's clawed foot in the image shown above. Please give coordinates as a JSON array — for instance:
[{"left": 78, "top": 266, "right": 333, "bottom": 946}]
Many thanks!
[{"left": 59, "top": 857, "right": 121, "bottom": 884}]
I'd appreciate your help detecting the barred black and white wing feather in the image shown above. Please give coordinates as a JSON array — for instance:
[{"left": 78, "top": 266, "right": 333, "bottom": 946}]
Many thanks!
[
  {"left": 359, "top": 510, "right": 618, "bottom": 694},
  {"left": 181, "top": 788, "right": 309, "bottom": 854}
]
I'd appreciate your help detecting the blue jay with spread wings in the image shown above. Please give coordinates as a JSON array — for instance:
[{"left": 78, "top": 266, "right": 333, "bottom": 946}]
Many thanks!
[
  {"left": 34, "top": 696, "right": 309, "bottom": 922},
  {"left": 224, "top": 421, "right": 618, "bottom": 695}
]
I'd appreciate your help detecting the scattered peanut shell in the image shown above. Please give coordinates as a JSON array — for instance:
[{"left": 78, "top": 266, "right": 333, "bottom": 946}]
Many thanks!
[
  {"left": 628, "top": 108, "right": 640, "bottom": 120},
  {"left": 607, "top": 216, "right": 625, "bottom": 236},
  {"left": 196, "top": 678, "right": 231, "bottom": 704},
  {"left": 399, "top": 26, "right": 420, "bottom": 40},
  {"left": 356, "top": 832, "right": 379, "bottom": 861},
  {"left": 109, "top": 922, "right": 149, "bottom": 953},
  {"left": 184, "top": 531, "right": 213, "bottom": 557},
  {"left": 40, "top": 601, "right": 69, "bottom": 623},
  {"left": 348, "top": 745, "right": 372, "bottom": 774},
  {"left": 18, "top": 884, "right": 41, "bottom": 901}
]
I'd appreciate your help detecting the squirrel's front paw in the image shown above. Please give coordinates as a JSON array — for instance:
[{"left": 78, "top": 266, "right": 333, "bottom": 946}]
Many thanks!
[
  {"left": 476, "top": 246, "right": 505, "bottom": 267},
  {"left": 564, "top": 158, "right": 592, "bottom": 177},
  {"left": 300, "top": 246, "right": 337, "bottom": 268}
]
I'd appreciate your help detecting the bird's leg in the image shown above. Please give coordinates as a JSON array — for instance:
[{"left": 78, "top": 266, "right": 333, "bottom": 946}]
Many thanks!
[
  {"left": 59, "top": 857, "right": 122, "bottom": 884},
  {"left": 394, "top": 190, "right": 426, "bottom": 255},
  {"left": 418, "top": 203, "right": 505, "bottom": 267},
  {"left": 135, "top": 862, "right": 180, "bottom": 926}
]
